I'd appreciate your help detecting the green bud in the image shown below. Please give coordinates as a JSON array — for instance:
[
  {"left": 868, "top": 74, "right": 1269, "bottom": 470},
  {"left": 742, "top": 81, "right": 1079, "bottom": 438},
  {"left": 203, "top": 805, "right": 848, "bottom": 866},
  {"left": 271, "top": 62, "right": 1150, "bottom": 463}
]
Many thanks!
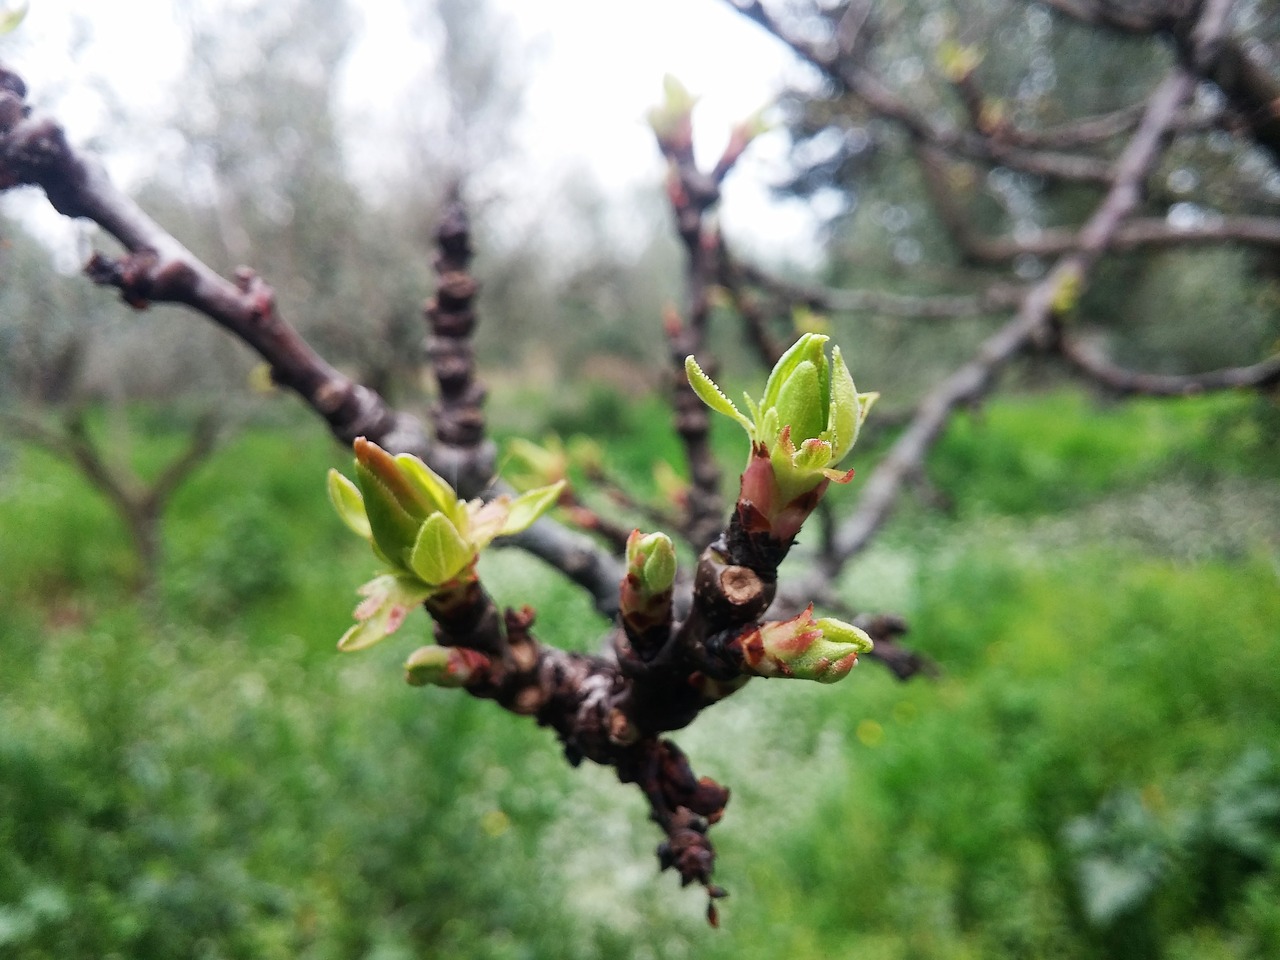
[
  {"left": 404, "top": 645, "right": 491, "bottom": 687},
  {"left": 738, "top": 606, "right": 872, "bottom": 683},
  {"left": 646, "top": 73, "right": 698, "bottom": 141},
  {"left": 0, "top": 0, "right": 29, "bottom": 36},
  {"left": 687, "top": 335, "right": 878, "bottom": 521},
  {"left": 330, "top": 437, "right": 564, "bottom": 591},
  {"left": 353, "top": 437, "right": 434, "bottom": 569},
  {"left": 329, "top": 439, "right": 566, "bottom": 651},
  {"left": 625, "top": 530, "right": 677, "bottom": 599}
]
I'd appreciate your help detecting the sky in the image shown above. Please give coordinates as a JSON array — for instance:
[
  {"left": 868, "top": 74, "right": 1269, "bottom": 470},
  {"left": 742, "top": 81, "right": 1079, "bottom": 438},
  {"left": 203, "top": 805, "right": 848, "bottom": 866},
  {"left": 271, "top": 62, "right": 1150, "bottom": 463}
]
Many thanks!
[{"left": 1, "top": 0, "right": 822, "bottom": 265}]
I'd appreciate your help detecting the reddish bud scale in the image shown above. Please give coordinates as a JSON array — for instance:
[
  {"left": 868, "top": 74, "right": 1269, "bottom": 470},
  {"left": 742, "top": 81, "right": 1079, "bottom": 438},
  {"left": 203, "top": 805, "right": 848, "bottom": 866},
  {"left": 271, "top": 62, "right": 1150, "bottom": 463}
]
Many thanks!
[
  {"left": 405, "top": 646, "right": 493, "bottom": 688},
  {"left": 736, "top": 442, "right": 834, "bottom": 547}
]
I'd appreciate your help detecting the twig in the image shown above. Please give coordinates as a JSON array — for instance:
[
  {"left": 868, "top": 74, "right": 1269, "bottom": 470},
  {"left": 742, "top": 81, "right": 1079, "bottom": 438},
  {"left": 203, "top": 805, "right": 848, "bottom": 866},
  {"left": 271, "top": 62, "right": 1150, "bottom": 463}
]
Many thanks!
[
  {"left": 424, "top": 185, "right": 490, "bottom": 467},
  {"left": 0, "top": 63, "right": 626, "bottom": 619},
  {"left": 830, "top": 68, "right": 1197, "bottom": 565},
  {"left": 652, "top": 96, "right": 730, "bottom": 548},
  {"left": 1057, "top": 334, "right": 1280, "bottom": 396},
  {"left": 1042, "top": 0, "right": 1280, "bottom": 165},
  {"left": 725, "top": 0, "right": 1117, "bottom": 185},
  {"left": 737, "top": 261, "right": 1028, "bottom": 319}
]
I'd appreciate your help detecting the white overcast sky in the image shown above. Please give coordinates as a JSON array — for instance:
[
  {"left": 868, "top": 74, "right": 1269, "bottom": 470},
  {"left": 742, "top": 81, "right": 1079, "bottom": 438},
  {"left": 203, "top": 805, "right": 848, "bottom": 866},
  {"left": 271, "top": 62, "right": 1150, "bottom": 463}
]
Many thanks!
[{"left": 1, "top": 0, "right": 820, "bottom": 262}]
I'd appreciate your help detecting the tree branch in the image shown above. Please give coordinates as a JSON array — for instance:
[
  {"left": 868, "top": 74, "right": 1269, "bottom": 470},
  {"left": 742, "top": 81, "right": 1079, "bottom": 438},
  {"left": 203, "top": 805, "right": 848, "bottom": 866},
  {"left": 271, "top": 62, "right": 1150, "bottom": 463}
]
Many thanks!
[
  {"left": 2, "top": 408, "right": 223, "bottom": 593},
  {"left": 737, "top": 261, "right": 1028, "bottom": 319},
  {"left": 1042, "top": 0, "right": 1280, "bottom": 166},
  {"left": 0, "top": 62, "right": 627, "bottom": 619},
  {"left": 652, "top": 98, "right": 730, "bottom": 549},
  {"left": 830, "top": 68, "right": 1197, "bottom": 564},
  {"left": 1056, "top": 333, "right": 1280, "bottom": 395},
  {"left": 724, "top": 0, "right": 1116, "bottom": 185}
]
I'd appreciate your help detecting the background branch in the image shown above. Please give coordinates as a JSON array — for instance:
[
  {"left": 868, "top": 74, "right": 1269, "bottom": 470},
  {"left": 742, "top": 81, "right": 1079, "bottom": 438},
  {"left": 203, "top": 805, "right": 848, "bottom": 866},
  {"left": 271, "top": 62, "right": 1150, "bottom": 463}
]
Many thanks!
[{"left": 830, "top": 68, "right": 1197, "bottom": 564}]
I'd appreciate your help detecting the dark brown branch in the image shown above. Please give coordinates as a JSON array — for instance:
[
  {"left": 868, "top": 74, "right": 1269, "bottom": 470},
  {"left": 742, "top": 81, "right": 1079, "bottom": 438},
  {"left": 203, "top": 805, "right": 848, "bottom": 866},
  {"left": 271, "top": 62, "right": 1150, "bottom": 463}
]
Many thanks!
[
  {"left": 415, "top": 441, "right": 877, "bottom": 911},
  {"left": 1179, "top": 2, "right": 1280, "bottom": 166},
  {"left": 0, "top": 101, "right": 424, "bottom": 457},
  {"left": 1037, "top": 0, "right": 1169, "bottom": 32},
  {"left": 404, "top": 594, "right": 732, "bottom": 904},
  {"left": 831, "top": 68, "right": 1197, "bottom": 564},
  {"left": 424, "top": 186, "right": 491, "bottom": 469},
  {"left": 653, "top": 112, "right": 729, "bottom": 549}
]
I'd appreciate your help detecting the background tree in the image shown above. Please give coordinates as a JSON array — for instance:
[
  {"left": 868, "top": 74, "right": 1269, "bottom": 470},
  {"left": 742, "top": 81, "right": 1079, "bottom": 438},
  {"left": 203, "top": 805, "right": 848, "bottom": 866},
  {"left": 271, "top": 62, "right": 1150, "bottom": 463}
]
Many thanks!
[{"left": 1, "top": 0, "right": 1279, "bottom": 956}]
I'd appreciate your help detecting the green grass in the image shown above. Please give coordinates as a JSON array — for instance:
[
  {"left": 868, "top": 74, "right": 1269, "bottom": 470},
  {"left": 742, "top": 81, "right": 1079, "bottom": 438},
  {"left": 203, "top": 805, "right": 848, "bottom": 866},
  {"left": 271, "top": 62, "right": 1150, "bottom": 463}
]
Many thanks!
[{"left": 0, "top": 391, "right": 1277, "bottom": 958}]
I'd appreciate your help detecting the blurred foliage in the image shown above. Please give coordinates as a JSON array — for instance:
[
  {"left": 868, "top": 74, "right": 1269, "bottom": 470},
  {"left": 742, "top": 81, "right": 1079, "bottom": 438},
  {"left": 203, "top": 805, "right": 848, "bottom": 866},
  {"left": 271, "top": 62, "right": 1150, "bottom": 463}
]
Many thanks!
[
  {"left": 2, "top": 1, "right": 1280, "bottom": 954},
  {"left": 775, "top": 0, "right": 1280, "bottom": 405},
  {"left": 0, "top": 0, "right": 679, "bottom": 415},
  {"left": 1, "top": 390, "right": 1277, "bottom": 958}
]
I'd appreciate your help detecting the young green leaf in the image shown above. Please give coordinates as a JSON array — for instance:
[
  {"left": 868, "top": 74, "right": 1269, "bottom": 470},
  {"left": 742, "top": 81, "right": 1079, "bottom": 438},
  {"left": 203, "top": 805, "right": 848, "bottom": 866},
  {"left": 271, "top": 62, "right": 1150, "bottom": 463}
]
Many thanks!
[
  {"left": 327, "top": 468, "right": 372, "bottom": 540},
  {"left": 501, "top": 479, "right": 566, "bottom": 536},
  {"left": 338, "top": 574, "right": 432, "bottom": 652},
  {"left": 409, "top": 513, "right": 473, "bottom": 586},
  {"left": 685, "top": 356, "right": 752, "bottom": 431}
]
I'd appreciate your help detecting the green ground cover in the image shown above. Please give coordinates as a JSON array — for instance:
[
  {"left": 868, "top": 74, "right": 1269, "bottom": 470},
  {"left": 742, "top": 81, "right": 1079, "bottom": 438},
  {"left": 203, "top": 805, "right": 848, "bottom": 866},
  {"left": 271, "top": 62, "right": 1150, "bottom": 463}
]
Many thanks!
[{"left": 1, "top": 391, "right": 1277, "bottom": 958}]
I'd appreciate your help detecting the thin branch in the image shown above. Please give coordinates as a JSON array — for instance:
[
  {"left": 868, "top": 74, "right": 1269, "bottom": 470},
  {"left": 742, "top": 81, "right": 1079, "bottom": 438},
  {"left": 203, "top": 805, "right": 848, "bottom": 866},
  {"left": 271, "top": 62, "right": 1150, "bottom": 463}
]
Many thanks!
[
  {"left": 725, "top": 0, "right": 1116, "bottom": 185},
  {"left": 737, "top": 262, "right": 1027, "bottom": 319},
  {"left": 1057, "top": 334, "right": 1280, "bottom": 395},
  {"left": 145, "top": 412, "right": 223, "bottom": 508},
  {"left": 1042, "top": 0, "right": 1280, "bottom": 165},
  {"left": 0, "top": 63, "right": 626, "bottom": 619},
  {"left": 424, "top": 185, "right": 490, "bottom": 463},
  {"left": 713, "top": 241, "right": 788, "bottom": 366},
  {"left": 953, "top": 67, "right": 1223, "bottom": 150},
  {"left": 652, "top": 105, "right": 730, "bottom": 549},
  {"left": 830, "top": 68, "right": 1197, "bottom": 566},
  {"left": 914, "top": 140, "right": 1280, "bottom": 263}
]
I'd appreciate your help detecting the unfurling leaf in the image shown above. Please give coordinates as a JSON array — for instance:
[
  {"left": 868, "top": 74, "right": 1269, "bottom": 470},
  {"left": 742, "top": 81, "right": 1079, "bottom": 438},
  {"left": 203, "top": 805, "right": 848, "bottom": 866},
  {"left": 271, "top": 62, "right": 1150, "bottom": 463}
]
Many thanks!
[
  {"left": 409, "top": 513, "right": 473, "bottom": 586},
  {"left": 327, "top": 469, "right": 371, "bottom": 541},
  {"left": 338, "top": 574, "right": 432, "bottom": 652},
  {"left": 685, "top": 356, "right": 752, "bottom": 431},
  {"left": 501, "top": 480, "right": 567, "bottom": 536}
]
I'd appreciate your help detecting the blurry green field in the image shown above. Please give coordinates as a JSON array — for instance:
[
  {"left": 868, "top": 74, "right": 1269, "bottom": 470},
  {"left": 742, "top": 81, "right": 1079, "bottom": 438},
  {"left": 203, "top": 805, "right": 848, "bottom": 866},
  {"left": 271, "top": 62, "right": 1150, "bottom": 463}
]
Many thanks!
[{"left": 1, "top": 390, "right": 1278, "bottom": 959}]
